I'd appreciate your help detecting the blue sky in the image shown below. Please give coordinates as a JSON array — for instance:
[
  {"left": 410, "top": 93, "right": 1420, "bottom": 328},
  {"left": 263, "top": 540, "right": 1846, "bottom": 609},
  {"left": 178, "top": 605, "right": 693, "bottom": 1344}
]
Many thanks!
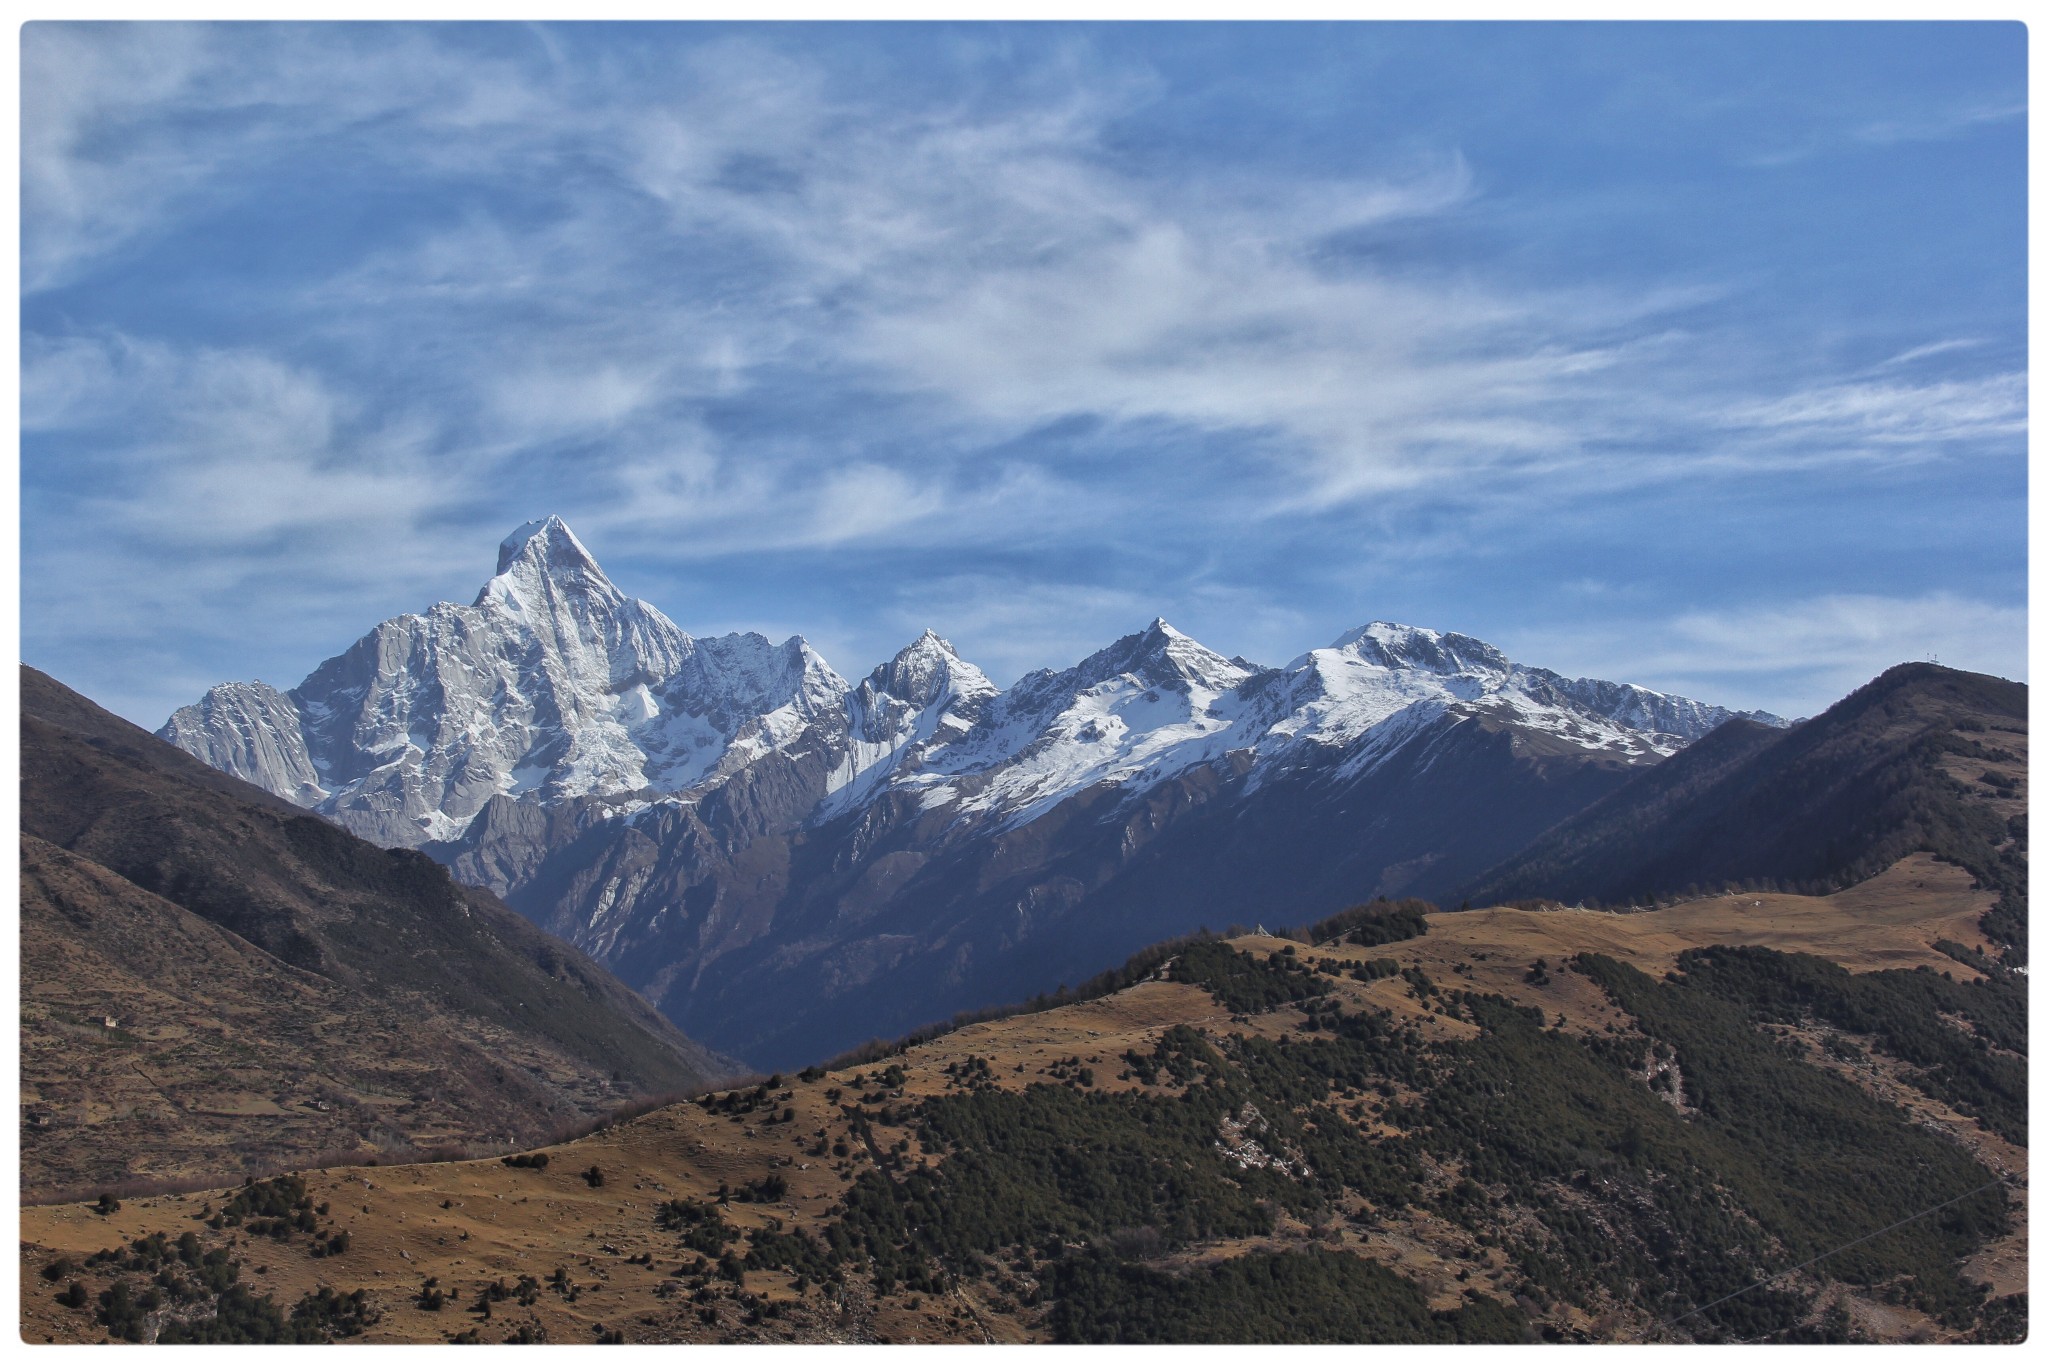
[{"left": 20, "top": 21, "right": 2027, "bottom": 726}]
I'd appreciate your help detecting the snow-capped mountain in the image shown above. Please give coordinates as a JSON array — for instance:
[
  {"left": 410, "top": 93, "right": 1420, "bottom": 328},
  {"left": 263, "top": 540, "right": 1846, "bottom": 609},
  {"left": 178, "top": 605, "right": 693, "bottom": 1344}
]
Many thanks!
[
  {"left": 842, "top": 617, "right": 1767, "bottom": 836},
  {"left": 163, "top": 517, "right": 1786, "bottom": 1066},
  {"left": 163, "top": 518, "right": 847, "bottom": 845},
  {"left": 1251, "top": 621, "right": 1754, "bottom": 763},
  {"left": 823, "top": 630, "right": 1000, "bottom": 819}
]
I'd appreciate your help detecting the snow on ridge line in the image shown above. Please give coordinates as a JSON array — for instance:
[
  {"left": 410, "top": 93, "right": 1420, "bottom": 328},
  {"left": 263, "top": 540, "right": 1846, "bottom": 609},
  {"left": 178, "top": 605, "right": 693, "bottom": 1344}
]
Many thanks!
[{"left": 157, "top": 518, "right": 1782, "bottom": 845}]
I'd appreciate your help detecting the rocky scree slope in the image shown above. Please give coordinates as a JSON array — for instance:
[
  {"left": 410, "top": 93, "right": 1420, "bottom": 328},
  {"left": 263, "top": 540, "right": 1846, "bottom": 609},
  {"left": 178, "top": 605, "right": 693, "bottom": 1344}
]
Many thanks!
[{"left": 162, "top": 519, "right": 1784, "bottom": 1067}]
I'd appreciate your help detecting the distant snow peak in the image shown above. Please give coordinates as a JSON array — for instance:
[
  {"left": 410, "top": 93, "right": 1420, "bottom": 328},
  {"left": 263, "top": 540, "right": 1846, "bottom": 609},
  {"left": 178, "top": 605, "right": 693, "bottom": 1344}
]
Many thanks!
[
  {"left": 1146, "top": 620, "right": 1253, "bottom": 688},
  {"left": 159, "top": 679, "right": 325, "bottom": 806},
  {"left": 783, "top": 635, "right": 853, "bottom": 714},
  {"left": 1072, "top": 618, "right": 1252, "bottom": 695},
  {"left": 817, "top": 632, "right": 998, "bottom": 813},
  {"left": 498, "top": 515, "right": 593, "bottom": 573},
  {"left": 1333, "top": 621, "right": 1510, "bottom": 677},
  {"left": 478, "top": 514, "right": 623, "bottom": 616},
  {"left": 159, "top": 516, "right": 842, "bottom": 846},
  {"left": 161, "top": 516, "right": 1785, "bottom": 856},
  {"left": 870, "top": 629, "right": 995, "bottom": 710}
]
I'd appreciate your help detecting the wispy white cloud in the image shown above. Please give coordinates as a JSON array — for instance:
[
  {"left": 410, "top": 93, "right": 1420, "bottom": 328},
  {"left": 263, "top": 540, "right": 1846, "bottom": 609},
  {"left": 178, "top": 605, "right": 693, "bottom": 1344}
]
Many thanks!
[
  {"left": 1873, "top": 338, "right": 1986, "bottom": 370},
  {"left": 482, "top": 362, "right": 672, "bottom": 446},
  {"left": 31, "top": 25, "right": 2019, "bottom": 531},
  {"left": 21, "top": 22, "right": 214, "bottom": 289},
  {"left": 22, "top": 331, "right": 471, "bottom": 585},
  {"left": 22, "top": 23, "right": 556, "bottom": 289},
  {"left": 1740, "top": 95, "right": 2024, "bottom": 169},
  {"left": 25, "top": 26, "right": 1638, "bottom": 516},
  {"left": 1851, "top": 98, "right": 2026, "bottom": 148},
  {"left": 1722, "top": 372, "right": 2025, "bottom": 448},
  {"left": 1660, "top": 593, "right": 2027, "bottom": 679}
]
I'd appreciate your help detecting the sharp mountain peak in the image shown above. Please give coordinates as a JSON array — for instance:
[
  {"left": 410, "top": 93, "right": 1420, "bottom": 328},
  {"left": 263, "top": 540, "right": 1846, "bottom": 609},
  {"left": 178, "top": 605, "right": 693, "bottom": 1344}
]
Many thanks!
[
  {"left": 494, "top": 514, "right": 605, "bottom": 578},
  {"left": 162, "top": 518, "right": 1785, "bottom": 856},
  {"left": 867, "top": 628, "right": 994, "bottom": 710}
]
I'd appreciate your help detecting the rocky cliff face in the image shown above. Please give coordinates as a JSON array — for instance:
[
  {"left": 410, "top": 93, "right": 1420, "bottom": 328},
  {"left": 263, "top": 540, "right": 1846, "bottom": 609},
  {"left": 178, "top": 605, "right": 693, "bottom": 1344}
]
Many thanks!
[{"left": 163, "top": 518, "right": 1785, "bottom": 1065}]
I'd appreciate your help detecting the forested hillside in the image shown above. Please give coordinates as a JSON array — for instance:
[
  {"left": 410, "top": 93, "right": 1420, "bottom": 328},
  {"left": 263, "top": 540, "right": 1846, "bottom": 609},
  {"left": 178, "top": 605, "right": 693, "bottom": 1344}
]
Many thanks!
[{"left": 23, "top": 867, "right": 2023, "bottom": 1343}]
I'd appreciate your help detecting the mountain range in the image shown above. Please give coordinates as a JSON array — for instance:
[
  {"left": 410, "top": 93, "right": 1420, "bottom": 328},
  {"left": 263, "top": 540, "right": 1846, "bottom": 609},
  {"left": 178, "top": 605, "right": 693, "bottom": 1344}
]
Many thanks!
[
  {"left": 26, "top": 524, "right": 2027, "bottom": 1344},
  {"left": 163, "top": 517, "right": 1790, "bottom": 1066}
]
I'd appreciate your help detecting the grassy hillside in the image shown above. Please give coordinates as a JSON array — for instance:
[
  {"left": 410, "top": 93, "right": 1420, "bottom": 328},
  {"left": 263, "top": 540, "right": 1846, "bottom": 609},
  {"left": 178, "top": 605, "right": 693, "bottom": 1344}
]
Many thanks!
[
  {"left": 1460, "top": 664, "right": 2027, "bottom": 965},
  {"left": 19, "top": 666, "right": 738, "bottom": 1195},
  {"left": 21, "top": 863, "right": 2022, "bottom": 1344}
]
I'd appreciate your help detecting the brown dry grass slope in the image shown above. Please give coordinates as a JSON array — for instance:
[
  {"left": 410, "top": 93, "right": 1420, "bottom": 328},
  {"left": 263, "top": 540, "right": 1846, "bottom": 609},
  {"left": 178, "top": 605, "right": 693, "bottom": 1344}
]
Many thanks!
[
  {"left": 21, "top": 857, "right": 2022, "bottom": 1344},
  {"left": 18, "top": 667, "right": 738, "bottom": 1197}
]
